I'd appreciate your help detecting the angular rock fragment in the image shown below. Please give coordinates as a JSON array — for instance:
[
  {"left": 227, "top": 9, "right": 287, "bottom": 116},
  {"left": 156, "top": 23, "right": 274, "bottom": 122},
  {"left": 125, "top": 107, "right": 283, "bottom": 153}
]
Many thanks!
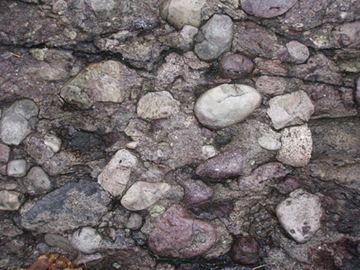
[
  {"left": 0, "top": 99, "right": 38, "bottom": 145},
  {"left": 238, "top": 162, "right": 289, "bottom": 191},
  {"left": 194, "top": 14, "right": 233, "bottom": 61},
  {"left": 276, "top": 189, "right": 322, "bottom": 243},
  {"left": 98, "top": 149, "right": 138, "bottom": 197},
  {"left": 0, "top": 190, "right": 22, "bottom": 211},
  {"left": 24, "top": 166, "right": 52, "bottom": 195},
  {"left": 20, "top": 180, "right": 110, "bottom": 233},
  {"left": 194, "top": 84, "right": 261, "bottom": 129},
  {"left": 267, "top": 91, "right": 314, "bottom": 130},
  {"left": 121, "top": 181, "right": 171, "bottom": 211},
  {"left": 148, "top": 204, "right": 216, "bottom": 258},
  {"left": 137, "top": 91, "right": 180, "bottom": 120},
  {"left": 196, "top": 149, "right": 244, "bottom": 179},
  {"left": 255, "top": 76, "right": 287, "bottom": 96},
  {"left": 277, "top": 125, "right": 312, "bottom": 167}
]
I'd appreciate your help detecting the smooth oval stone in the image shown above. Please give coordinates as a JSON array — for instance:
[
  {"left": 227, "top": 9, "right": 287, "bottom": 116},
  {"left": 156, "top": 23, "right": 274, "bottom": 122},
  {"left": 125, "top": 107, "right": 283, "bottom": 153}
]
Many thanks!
[
  {"left": 194, "top": 84, "right": 262, "bottom": 129},
  {"left": 241, "top": 0, "right": 298, "bottom": 18}
]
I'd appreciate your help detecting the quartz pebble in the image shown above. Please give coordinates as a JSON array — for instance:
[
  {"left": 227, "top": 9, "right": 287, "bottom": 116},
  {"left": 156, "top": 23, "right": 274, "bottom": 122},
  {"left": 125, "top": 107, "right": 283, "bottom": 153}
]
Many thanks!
[
  {"left": 7, "top": 159, "right": 27, "bottom": 177},
  {"left": 276, "top": 189, "right": 322, "bottom": 243},
  {"left": 0, "top": 190, "right": 22, "bottom": 211}
]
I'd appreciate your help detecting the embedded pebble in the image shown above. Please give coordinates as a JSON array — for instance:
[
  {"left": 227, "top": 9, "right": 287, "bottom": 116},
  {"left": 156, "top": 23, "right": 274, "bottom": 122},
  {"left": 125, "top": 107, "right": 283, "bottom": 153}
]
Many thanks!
[
  {"left": 277, "top": 125, "right": 313, "bottom": 167},
  {"left": 24, "top": 166, "right": 52, "bottom": 195},
  {"left": 7, "top": 159, "right": 27, "bottom": 177},
  {"left": 286, "top": 41, "right": 310, "bottom": 64},
  {"left": 137, "top": 91, "right": 180, "bottom": 120},
  {"left": 196, "top": 149, "right": 244, "bottom": 179},
  {"left": 44, "top": 134, "right": 62, "bottom": 153},
  {"left": 0, "top": 99, "right": 38, "bottom": 145},
  {"left": 267, "top": 91, "right": 315, "bottom": 130},
  {"left": 160, "top": 0, "right": 206, "bottom": 29},
  {"left": 126, "top": 213, "right": 143, "bottom": 230},
  {"left": 258, "top": 132, "right": 282, "bottom": 151},
  {"left": 194, "top": 14, "right": 233, "bottom": 61},
  {"left": 194, "top": 84, "right": 262, "bottom": 129},
  {"left": 276, "top": 189, "right": 322, "bottom": 243},
  {"left": 98, "top": 149, "right": 138, "bottom": 197},
  {"left": 121, "top": 181, "right": 171, "bottom": 211},
  {"left": 255, "top": 76, "right": 287, "bottom": 96},
  {"left": 241, "top": 0, "right": 298, "bottom": 18},
  {"left": 71, "top": 227, "right": 103, "bottom": 254},
  {"left": 219, "top": 53, "right": 254, "bottom": 79},
  {"left": 0, "top": 190, "right": 22, "bottom": 211}
]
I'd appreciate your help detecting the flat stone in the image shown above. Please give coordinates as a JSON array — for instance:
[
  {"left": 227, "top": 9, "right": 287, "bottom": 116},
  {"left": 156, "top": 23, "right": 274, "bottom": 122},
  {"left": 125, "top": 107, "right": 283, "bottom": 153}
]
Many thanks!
[
  {"left": 71, "top": 227, "right": 103, "bottom": 254},
  {"left": 7, "top": 159, "right": 27, "bottom": 177},
  {"left": 98, "top": 149, "right": 138, "bottom": 197},
  {"left": 0, "top": 143, "right": 10, "bottom": 163},
  {"left": 137, "top": 91, "right": 180, "bottom": 120},
  {"left": 286, "top": 41, "right": 310, "bottom": 64},
  {"left": 219, "top": 53, "right": 254, "bottom": 79},
  {"left": 0, "top": 190, "right": 22, "bottom": 211},
  {"left": 160, "top": 0, "right": 206, "bottom": 29},
  {"left": 238, "top": 162, "right": 289, "bottom": 191},
  {"left": 60, "top": 60, "right": 141, "bottom": 109},
  {"left": 0, "top": 99, "right": 38, "bottom": 145},
  {"left": 255, "top": 76, "right": 287, "bottom": 96},
  {"left": 276, "top": 189, "right": 322, "bottom": 243},
  {"left": 194, "top": 14, "right": 233, "bottom": 61},
  {"left": 148, "top": 204, "right": 216, "bottom": 258},
  {"left": 121, "top": 181, "right": 171, "bottom": 211},
  {"left": 267, "top": 91, "right": 314, "bottom": 130},
  {"left": 20, "top": 180, "right": 111, "bottom": 233},
  {"left": 277, "top": 125, "right": 313, "bottom": 167},
  {"left": 241, "top": 0, "right": 298, "bottom": 18},
  {"left": 196, "top": 149, "right": 244, "bottom": 179},
  {"left": 194, "top": 84, "right": 262, "bottom": 129},
  {"left": 24, "top": 166, "right": 52, "bottom": 195}
]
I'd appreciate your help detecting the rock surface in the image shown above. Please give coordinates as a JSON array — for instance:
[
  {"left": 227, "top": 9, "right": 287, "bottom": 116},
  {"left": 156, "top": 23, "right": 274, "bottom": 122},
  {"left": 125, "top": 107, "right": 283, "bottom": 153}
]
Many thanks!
[
  {"left": 267, "top": 91, "right": 315, "bottom": 130},
  {"left": 231, "top": 236, "right": 260, "bottom": 265},
  {"left": 194, "top": 14, "right": 233, "bottom": 61},
  {"left": 276, "top": 189, "right": 322, "bottom": 243},
  {"left": 137, "top": 91, "right": 180, "bottom": 120},
  {"left": 121, "top": 181, "right": 171, "bottom": 211},
  {"left": 277, "top": 125, "right": 313, "bottom": 167},
  {"left": 0, "top": 143, "right": 10, "bottom": 163},
  {"left": 0, "top": 99, "right": 38, "bottom": 145},
  {"left": 20, "top": 180, "right": 110, "bottom": 233},
  {"left": 194, "top": 84, "right": 262, "bottom": 129},
  {"left": 286, "top": 41, "right": 310, "bottom": 64},
  {"left": 98, "top": 149, "right": 138, "bottom": 197},
  {"left": 148, "top": 204, "right": 216, "bottom": 258}
]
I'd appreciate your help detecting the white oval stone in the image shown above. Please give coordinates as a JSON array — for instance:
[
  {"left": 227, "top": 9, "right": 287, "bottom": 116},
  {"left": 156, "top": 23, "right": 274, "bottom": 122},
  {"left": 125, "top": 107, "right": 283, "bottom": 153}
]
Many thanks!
[
  {"left": 121, "top": 181, "right": 171, "bottom": 211},
  {"left": 194, "top": 84, "right": 262, "bottom": 129}
]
